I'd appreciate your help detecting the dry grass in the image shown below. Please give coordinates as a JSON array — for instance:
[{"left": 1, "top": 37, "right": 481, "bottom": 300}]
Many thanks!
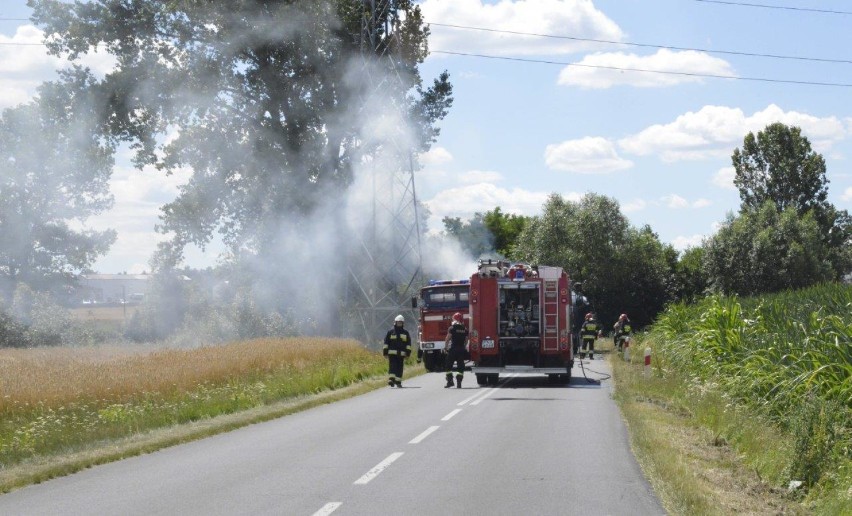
[
  {"left": 0, "top": 337, "right": 390, "bottom": 481},
  {"left": 0, "top": 338, "right": 372, "bottom": 410}
]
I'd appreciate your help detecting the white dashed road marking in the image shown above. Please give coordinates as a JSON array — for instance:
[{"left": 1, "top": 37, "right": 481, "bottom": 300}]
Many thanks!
[
  {"left": 441, "top": 409, "right": 462, "bottom": 421},
  {"left": 311, "top": 502, "right": 342, "bottom": 516},
  {"left": 409, "top": 425, "right": 440, "bottom": 444},
  {"left": 353, "top": 452, "right": 404, "bottom": 485}
]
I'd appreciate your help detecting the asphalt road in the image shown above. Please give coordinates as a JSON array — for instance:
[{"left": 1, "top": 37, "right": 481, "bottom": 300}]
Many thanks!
[{"left": 0, "top": 357, "right": 665, "bottom": 515}]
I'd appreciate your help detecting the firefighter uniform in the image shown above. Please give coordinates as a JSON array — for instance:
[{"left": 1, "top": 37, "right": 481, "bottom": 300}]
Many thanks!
[
  {"left": 614, "top": 317, "right": 632, "bottom": 351},
  {"left": 444, "top": 322, "right": 469, "bottom": 388},
  {"left": 580, "top": 315, "right": 600, "bottom": 359},
  {"left": 383, "top": 320, "right": 412, "bottom": 387}
]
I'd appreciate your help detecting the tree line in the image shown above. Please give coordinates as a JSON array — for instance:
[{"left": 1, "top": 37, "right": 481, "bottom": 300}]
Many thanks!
[
  {"left": 441, "top": 123, "right": 851, "bottom": 329},
  {"left": 0, "top": 1, "right": 849, "bottom": 344}
]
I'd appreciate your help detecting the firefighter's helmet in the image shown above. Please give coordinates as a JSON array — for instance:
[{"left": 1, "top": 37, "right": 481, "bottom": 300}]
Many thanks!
[
  {"left": 394, "top": 314, "right": 405, "bottom": 324},
  {"left": 585, "top": 312, "right": 593, "bottom": 320},
  {"left": 452, "top": 312, "right": 463, "bottom": 324},
  {"left": 619, "top": 313, "right": 628, "bottom": 320}
]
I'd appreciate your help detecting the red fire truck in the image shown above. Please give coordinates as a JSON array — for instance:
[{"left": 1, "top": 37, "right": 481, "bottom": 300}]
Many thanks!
[
  {"left": 416, "top": 279, "right": 470, "bottom": 372},
  {"left": 468, "top": 259, "right": 574, "bottom": 385}
]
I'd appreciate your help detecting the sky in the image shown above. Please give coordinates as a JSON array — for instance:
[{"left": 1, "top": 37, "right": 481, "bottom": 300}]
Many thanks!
[{"left": 2, "top": 0, "right": 851, "bottom": 274}]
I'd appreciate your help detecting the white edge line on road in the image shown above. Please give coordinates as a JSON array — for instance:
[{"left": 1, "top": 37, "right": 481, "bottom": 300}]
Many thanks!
[
  {"left": 353, "top": 452, "right": 404, "bottom": 485},
  {"left": 311, "top": 502, "right": 342, "bottom": 516},
  {"left": 441, "top": 409, "right": 462, "bottom": 421},
  {"left": 409, "top": 425, "right": 440, "bottom": 444}
]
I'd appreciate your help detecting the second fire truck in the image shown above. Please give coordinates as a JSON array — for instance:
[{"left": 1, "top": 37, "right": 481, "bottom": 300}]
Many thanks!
[
  {"left": 468, "top": 259, "right": 575, "bottom": 385},
  {"left": 416, "top": 279, "right": 470, "bottom": 372}
]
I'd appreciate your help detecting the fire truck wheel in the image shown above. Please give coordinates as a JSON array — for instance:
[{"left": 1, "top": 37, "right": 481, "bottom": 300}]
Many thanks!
[
  {"left": 422, "top": 353, "right": 438, "bottom": 372},
  {"left": 475, "top": 374, "right": 488, "bottom": 386}
]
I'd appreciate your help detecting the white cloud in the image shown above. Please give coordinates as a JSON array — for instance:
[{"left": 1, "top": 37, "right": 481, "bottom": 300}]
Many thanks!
[
  {"left": 459, "top": 170, "right": 504, "bottom": 184},
  {"left": 713, "top": 167, "right": 736, "bottom": 190},
  {"left": 621, "top": 198, "right": 646, "bottom": 213},
  {"left": 420, "top": 146, "right": 453, "bottom": 165},
  {"left": 544, "top": 137, "right": 633, "bottom": 173},
  {"left": 662, "top": 194, "right": 689, "bottom": 209},
  {"left": 420, "top": 0, "right": 624, "bottom": 56},
  {"left": 557, "top": 49, "right": 735, "bottom": 89},
  {"left": 423, "top": 182, "right": 580, "bottom": 232},
  {"left": 842, "top": 187, "right": 852, "bottom": 202},
  {"left": 661, "top": 195, "right": 711, "bottom": 209},
  {"left": 0, "top": 25, "right": 116, "bottom": 109},
  {"left": 619, "top": 104, "right": 847, "bottom": 162},
  {"left": 671, "top": 234, "right": 705, "bottom": 251}
]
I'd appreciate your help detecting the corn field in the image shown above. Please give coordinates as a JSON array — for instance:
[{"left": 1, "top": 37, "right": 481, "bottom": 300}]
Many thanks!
[{"left": 649, "top": 283, "right": 851, "bottom": 490}]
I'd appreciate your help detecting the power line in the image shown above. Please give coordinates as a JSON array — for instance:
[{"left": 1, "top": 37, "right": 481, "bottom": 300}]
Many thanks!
[
  {"left": 428, "top": 23, "right": 852, "bottom": 65},
  {"left": 693, "top": 0, "right": 852, "bottom": 15},
  {"left": 432, "top": 50, "right": 852, "bottom": 88}
]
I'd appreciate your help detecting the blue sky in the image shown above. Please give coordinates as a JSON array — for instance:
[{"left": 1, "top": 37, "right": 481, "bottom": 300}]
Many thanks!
[{"left": 2, "top": 1, "right": 851, "bottom": 273}]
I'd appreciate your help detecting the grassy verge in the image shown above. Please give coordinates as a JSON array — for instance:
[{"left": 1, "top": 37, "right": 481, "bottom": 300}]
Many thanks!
[
  {"left": 610, "top": 334, "right": 850, "bottom": 515},
  {"left": 0, "top": 338, "right": 418, "bottom": 493}
]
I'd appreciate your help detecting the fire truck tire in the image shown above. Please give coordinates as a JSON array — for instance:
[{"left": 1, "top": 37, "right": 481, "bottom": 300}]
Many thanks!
[
  {"left": 476, "top": 373, "right": 488, "bottom": 386},
  {"left": 422, "top": 352, "right": 439, "bottom": 372}
]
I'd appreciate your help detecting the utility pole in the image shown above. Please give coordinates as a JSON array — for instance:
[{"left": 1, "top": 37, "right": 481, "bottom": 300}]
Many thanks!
[{"left": 347, "top": 0, "right": 423, "bottom": 347}]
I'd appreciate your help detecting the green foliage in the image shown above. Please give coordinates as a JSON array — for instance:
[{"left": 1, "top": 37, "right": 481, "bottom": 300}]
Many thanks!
[
  {"left": 649, "top": 283, "right": 852, "bottom": 493},
  {"left": 704, "top": 202, "right": 834, "bottom": 296},
  {"left": 0, "top": 76, "right": 116, "bottom": 292},
  {"left": 30, "top": 0, "right": 452, "bottom": 268},
  {"left": 514, "top": 193, "right": 674, "bottom": 327},
  {"left": 674, "top": 246, "right": 709, "bottom": 302},
  {"left": 0, "top": 283, "right": 117, "bottom": 348},
  {"left": 733, "top": 122, "right": 828, "bottom": 215},
  {"left": 441, "top": 213, "right": 494, "bottom": 258},
  {"left": 482, "top": 207, "right": 530, "bottom": 259},
  {"left": 731, "top": 122, "right": 851, "bottom": 281}
]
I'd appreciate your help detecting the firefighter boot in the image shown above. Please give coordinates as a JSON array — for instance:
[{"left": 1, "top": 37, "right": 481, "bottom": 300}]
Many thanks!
[
  {"left": 445, "top": 375, "right": 454, "bottom": 388},
  {"left": 456, "top": 375, "right": 462, "bottom": 388},
  {"left": 388, "top": 378, "right": 395, "bottom": 387}
]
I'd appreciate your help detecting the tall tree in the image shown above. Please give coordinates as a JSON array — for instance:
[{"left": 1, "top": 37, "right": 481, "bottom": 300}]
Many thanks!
[
  {"left": 29, "top": 0, "right": 453, "bottom": 268},
  {"left": 704, "top": 202, "right": 833, "bottom": 296},
  {"left": 514, "top": 193, "right": 673, "bottom": 328},
  {"left": 0, "top": 74, "right": 116, "bottom": 296},
  {"left": 674, "top": 246, "right": 709, "bottom": 302},
  {"left": 731, "top": 122, "right": 851, "bottom": 279},
  {"left": 442, "top": 214, "right": 493, "bottom": 258},
  {"left": 482, "top": 207, "right": 530, "bottom": 259},
  {"left": 733, "top": 123, "right": 828, "bottom": 215}
]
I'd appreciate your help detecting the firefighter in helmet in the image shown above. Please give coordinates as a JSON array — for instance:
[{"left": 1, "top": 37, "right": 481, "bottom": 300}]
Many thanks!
[
  {"left": 580, "top": 311, "right": 602, "bottom": 360},
  {"left": 571, "top": 282, "right": 590, "bottom": 356},
  {"left": 383, "top": 314, "right": 412, "bottom": 387},
  {"left": 443, "top": 312, "right": 469, "bottom": 388},
  {"left": 613, "top": 313, "right": 632, "bottom": 351}
]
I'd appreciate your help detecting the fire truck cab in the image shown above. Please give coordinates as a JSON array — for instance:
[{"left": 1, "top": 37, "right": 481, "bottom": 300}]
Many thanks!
[
  {"left": 468, "top": 260, "right": 574, "bottom": 385},
  {"left": 417, "top": 279, "right": 470, "bottom": 372}
]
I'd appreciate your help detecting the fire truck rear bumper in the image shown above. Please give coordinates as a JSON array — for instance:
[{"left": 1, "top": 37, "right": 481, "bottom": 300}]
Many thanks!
[{"left": 471, "top": 366, "right": 569, "bottom": 374}]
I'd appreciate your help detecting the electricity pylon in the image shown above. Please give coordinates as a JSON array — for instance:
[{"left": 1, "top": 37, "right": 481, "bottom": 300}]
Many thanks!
[{"left": 346, "top": 0, "right": 423, "bottom": 347}]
